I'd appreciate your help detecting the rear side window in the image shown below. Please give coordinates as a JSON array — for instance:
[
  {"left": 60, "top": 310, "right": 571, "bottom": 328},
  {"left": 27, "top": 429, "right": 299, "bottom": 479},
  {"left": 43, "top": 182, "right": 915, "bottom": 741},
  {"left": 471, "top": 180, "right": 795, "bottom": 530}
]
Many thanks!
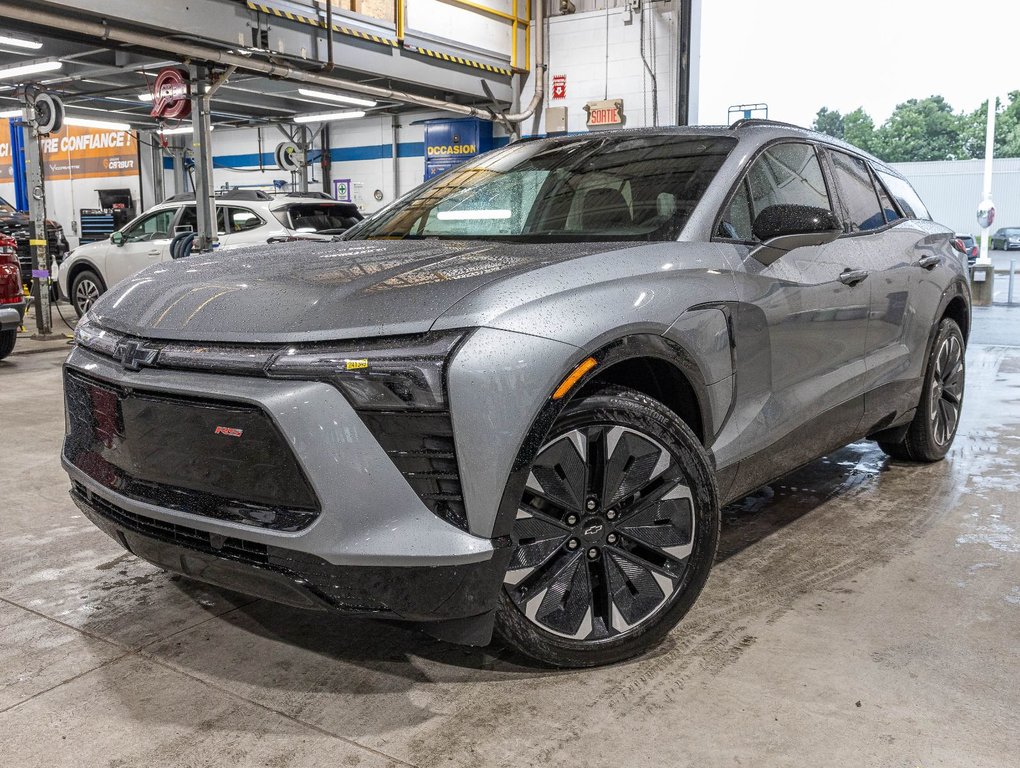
[
  {"left": 828, "top": 151, "right": 885, "bottom": 232},
  {"left": 876, "top": 171, "right": 931, "bottom": 220},
  {"left": 873, "top": 173, "right": 903, "bottom": 224},
  {"left": 719, "top": 142, "right": 831, "bottom": 241},
  {"left": 177, "top": 205, "right": 227, "bottom": 235},
  {"left": 227, "top": 207, "right": 264, "bottom": 232}
]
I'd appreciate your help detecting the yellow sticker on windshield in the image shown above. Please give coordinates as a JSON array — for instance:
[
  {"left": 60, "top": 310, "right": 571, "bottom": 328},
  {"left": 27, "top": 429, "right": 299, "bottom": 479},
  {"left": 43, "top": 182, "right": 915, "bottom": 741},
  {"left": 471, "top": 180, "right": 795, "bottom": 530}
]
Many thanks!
[{"left": 344, "top": 359, "right": 369, "bottom": 370}]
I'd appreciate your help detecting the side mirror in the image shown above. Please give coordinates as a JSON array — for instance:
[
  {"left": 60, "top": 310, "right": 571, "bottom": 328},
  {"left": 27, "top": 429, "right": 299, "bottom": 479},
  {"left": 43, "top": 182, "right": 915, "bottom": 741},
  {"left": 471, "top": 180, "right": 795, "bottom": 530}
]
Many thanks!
[
  {"left": 110, "top": 231, "right": 124, "bottom": 246},
  {"left": 749, "top": 204, "right": 843, "bottom": 265}
]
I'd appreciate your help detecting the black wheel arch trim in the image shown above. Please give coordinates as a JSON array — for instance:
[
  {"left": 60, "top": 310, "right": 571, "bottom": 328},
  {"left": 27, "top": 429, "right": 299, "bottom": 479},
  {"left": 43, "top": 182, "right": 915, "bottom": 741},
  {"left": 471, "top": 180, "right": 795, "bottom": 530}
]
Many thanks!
[
  {"left": 928, "top": 278, "right": 971, "bottom": 352},
  {"left": 490, "top": 332, "right": 715, "bottom": 539}
]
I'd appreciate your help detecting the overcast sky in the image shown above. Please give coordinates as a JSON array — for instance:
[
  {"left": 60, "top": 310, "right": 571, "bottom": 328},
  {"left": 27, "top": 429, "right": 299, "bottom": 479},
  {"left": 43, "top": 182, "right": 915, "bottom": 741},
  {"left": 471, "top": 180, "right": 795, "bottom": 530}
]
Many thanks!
[{"left": 697, "top": 0, "right": 1020, "bottom": 127}]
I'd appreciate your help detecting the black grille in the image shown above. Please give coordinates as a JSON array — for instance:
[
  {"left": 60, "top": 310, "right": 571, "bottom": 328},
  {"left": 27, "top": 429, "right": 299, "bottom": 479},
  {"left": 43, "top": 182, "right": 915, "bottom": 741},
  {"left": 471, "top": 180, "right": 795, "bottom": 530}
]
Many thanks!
[
  {"left": 72, "top": 481, "right": 270, "bottom": 567},
  {"left": 356, "top": 410, "right": 467, "bottom": 530},
  {"left": 64, "top": 369, "right": 320, "bottom": 531}
]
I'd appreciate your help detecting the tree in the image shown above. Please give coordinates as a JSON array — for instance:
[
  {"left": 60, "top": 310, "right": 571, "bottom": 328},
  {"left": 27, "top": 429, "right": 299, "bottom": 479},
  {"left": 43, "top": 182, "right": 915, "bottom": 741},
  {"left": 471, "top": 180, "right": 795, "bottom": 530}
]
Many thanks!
[
  {"left": 811, "top": 94, "right": 1020, "bottom": 162},
  {"left": 872, "top": 96, "right": 963, "bottom": 162},
  {"left": 812, "top": 107, "right": 844, "bottom": 139},
  {"left": 843, "top": 108, "right": 877, "bottom": 154}
]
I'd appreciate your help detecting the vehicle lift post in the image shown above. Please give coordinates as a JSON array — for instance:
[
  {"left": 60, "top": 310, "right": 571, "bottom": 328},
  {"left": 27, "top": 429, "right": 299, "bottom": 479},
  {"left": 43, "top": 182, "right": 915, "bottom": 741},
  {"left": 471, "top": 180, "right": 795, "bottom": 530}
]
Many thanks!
[
  {"left": 22, "top": 98, "right": 56, "bottom": 339},
  {"left": 189, "top": 64, "right": 216, "bottom": 254}
]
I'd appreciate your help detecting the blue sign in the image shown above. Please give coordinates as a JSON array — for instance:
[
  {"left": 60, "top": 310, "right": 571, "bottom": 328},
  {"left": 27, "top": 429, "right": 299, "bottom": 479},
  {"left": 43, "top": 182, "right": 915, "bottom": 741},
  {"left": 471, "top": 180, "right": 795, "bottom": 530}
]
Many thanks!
[{"left": 423, "top": 118, "right": 493, "bottom": 181}]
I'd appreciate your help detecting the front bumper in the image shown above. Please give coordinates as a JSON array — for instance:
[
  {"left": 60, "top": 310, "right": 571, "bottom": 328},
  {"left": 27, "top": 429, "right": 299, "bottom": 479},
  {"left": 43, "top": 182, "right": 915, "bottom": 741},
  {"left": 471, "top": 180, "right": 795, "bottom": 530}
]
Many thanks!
[
  {"left": 71, "top": 480, "right": 509, "bottom": 625},
  {"left": 0, "top": 302, "right": 25, "bottom": 332},
  {"left": 62, "top": 345, "right": 510, "bottom": 636}
]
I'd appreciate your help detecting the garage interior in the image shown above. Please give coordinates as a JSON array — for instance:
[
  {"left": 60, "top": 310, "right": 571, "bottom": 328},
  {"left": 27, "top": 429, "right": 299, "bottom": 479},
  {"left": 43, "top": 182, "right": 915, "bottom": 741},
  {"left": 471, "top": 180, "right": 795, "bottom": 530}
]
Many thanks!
[{"left": 1, "top": 2, "right": 1018, "bottom": 766}]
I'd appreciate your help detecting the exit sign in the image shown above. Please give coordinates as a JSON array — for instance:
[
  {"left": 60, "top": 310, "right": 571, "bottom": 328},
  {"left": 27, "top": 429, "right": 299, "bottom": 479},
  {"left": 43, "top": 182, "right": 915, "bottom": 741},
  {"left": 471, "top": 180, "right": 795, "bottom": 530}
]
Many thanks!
[{"left": 584, "top": 99, "right": 624, "bottom": 128}]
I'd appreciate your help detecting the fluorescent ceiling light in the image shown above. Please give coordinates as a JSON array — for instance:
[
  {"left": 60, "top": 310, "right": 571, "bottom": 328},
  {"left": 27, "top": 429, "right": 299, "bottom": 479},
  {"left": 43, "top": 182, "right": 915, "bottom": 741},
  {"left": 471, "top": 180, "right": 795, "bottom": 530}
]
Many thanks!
[
  {"left": 293, "top": 110, "right": 365, "bottom": 124},
  {"left": 436, "top": 209, "right": 512, "bottom": 221},
  {"left": 0, "top": 109, "right": 21, "bottom": 118},
  {"left": 0, "top": 60, "right": 62, "bottom": 80},
  {"left": 297, "top": 88, "right": 376, "bottom": 108},
  {"left": 0, "top": 35, "right": 43, "bottom": 50},
  {"left": 64, "top": 116, "right": 131, "bottom": 131}
]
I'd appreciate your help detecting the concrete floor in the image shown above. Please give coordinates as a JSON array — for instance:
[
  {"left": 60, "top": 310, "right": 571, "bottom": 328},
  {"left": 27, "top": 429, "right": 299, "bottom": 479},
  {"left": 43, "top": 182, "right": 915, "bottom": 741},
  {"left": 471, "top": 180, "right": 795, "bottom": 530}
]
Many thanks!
[{"left": 1, "top": 309, "right": 1018, "bottom": 767}]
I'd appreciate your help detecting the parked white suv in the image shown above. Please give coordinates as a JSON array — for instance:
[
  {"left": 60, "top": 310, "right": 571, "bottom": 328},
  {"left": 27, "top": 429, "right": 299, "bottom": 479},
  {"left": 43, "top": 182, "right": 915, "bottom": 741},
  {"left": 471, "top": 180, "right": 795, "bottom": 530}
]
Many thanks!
[{"left": 58, "top": 190, "right": 363, "bottom": 316}]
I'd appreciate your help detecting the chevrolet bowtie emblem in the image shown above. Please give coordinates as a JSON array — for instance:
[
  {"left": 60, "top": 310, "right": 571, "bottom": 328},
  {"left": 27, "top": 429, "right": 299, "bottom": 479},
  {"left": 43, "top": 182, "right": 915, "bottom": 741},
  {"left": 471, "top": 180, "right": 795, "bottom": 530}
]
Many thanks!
[{"left": 114, "top": 339, "right": 159, "bottom": 371}]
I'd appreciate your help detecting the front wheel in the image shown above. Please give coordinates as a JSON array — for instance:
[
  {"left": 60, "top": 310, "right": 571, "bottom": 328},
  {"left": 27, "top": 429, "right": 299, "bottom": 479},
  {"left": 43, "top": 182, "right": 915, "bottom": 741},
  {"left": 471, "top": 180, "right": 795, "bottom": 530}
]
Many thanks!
[
  {"left": 495, "top": 385, "right": 720, "bottom": 667},
  {"left": 0, "top": 328, "right": 16, "bottom": 360},
  {"left": 879, "top": 318, "right": 965, "bottom": 462},
  {"left": 70, "top": 269, "right": 103, "bottom": 317}
]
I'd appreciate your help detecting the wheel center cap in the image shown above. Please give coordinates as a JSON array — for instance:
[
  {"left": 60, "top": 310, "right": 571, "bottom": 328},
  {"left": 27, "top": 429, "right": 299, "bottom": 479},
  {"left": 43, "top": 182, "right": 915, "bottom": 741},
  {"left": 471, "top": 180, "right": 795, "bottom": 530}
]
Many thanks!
[{"left": 581, "top": 518, "right": 606, "bottom": 542}]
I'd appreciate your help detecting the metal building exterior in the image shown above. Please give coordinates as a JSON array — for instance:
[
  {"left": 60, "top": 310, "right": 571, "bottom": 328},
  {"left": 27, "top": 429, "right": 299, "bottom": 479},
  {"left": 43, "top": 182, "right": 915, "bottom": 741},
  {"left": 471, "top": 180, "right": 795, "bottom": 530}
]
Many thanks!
[{"left": 892, "top": 158, "right": 1020, "bottom": 236}]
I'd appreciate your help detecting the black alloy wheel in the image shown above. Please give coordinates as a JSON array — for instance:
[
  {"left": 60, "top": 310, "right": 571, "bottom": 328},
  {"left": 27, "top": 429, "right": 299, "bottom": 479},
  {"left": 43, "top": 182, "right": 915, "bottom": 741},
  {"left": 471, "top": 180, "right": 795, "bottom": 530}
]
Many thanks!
[
  {"left": 879, "top": 318, "right": 965, "bottom": 462},
  {"left": 496, "top": 385, "right": 719, "bottom": 667},
  {"left": 929, "top": 329, "right": 965, "bottom": 447}
]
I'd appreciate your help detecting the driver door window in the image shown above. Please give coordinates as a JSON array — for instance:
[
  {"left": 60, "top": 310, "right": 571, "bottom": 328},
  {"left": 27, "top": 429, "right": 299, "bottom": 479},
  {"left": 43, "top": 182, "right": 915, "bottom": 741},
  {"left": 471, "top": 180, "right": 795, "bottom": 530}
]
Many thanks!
[
  {"left": 107, "top": 208, "right": 179, "bottom": 285},
  {"left": 123, "top": 209, "right": 176, "bottom": 243},
  {"left": 719, "top": 143, "right": 831, "bottom": 240}
]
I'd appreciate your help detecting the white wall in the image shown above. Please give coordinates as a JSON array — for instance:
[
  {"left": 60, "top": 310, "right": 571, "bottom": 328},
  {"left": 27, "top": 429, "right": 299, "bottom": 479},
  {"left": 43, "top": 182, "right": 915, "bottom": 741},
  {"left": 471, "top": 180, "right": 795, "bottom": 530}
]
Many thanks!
[
  {"left": 0, "top": 169, "right": 141, "bottom": 250},
  {"left": 521, "top": 5, "right": 677, "bottom": 136},
  {"left": 154, "top": 112, "right": 509, "bottom": 216}
]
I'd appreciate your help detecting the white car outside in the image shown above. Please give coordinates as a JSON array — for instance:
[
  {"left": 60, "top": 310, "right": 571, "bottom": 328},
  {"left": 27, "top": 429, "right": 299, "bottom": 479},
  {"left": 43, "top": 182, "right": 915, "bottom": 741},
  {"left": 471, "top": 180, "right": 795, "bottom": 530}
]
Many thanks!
[{"left": 58, "top": 191, "right": 362, "bottom": 316}]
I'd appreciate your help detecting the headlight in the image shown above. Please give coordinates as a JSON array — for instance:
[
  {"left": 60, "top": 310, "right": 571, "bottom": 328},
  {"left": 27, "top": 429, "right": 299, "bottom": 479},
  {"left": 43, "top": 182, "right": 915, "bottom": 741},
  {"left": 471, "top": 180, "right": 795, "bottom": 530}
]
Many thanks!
[
  {"left": 73, "top": 313, "right": 120, "bottom": 356},
  {"left": 267, "top": 331, "right": 465, "bottom": 410}
]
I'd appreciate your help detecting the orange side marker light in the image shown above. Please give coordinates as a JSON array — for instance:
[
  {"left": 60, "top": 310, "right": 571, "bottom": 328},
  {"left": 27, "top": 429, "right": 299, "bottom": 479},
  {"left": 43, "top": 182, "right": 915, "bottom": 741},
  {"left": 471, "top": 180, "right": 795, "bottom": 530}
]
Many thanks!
[{"left": 552, "top": 357, "right": 597, "bottom": 400}]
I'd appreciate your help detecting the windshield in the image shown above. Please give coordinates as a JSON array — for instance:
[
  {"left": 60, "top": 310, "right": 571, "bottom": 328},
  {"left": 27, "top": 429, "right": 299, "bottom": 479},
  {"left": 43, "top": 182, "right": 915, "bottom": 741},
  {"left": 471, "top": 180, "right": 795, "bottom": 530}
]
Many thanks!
[
  {"left": 351, "top": 134, "right": 736, "bottom": 242},
  {"left": 0, "top": 196, "right": 16, "bottom": 214}
]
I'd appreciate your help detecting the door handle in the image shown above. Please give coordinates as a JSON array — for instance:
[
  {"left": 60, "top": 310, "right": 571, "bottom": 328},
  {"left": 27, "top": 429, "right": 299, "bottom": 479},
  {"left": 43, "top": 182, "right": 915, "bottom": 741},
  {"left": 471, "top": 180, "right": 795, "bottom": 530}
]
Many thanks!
[
  {"left": 838, "top": 268, "right": 869, "bottom": 286},
  {"left": 147, "top": 249, "right": 160, "bottom": 256},
  {"left": 918, "top": 254, "right": 942, "bottom": 270}
]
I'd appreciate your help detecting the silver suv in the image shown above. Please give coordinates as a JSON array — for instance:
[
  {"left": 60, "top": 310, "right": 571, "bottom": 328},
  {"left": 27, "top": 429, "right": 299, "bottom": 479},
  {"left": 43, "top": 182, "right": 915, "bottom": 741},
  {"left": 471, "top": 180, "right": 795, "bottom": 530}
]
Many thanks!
[
  {"left": 63, "top": 122, "right": 969, "bottom": 667},
  {"left": 57, "top": 190, "right": 362, "bottom": 316}
]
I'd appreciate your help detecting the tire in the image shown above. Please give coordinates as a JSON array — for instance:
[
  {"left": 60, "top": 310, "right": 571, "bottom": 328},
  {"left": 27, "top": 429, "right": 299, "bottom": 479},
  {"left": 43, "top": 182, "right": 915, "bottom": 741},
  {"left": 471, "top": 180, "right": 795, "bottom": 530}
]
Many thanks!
[
  {"left": 0, "top": 329, "right": 15, "bottom": 360},
  {"left": 878, "top": 318, "right": 965, "bottom": 462},
  {"left": 495, "top": 385, "right": 720, "bottom": 667},
  {"left": 70, "top": 269, "right": 103, "bottom": 317}
]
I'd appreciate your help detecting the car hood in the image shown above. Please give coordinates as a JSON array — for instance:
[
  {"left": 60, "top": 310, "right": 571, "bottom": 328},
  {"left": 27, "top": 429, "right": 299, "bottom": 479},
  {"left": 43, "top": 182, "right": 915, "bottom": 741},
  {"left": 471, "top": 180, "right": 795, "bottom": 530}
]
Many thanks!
[{"left": 89, "top": 238, "right": 639, "bottom": 343}]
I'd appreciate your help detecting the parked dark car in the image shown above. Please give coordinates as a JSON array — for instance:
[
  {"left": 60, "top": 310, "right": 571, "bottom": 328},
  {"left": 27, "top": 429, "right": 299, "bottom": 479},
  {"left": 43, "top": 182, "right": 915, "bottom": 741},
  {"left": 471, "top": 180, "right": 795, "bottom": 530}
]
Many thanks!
[
  {"left": 990, "top": 227, "right": 1020, "bottom": 251},
  {"left": 64, "top": 122, "right": 970, "bottom": 667},
  {"left": 0, "top": 234, "right": 26, "bottom": 360},
  {"left": 956, "top": 233, "right": 978, "bottom": 265},
  {"left": 0, "top": 195, "right": 70, "bottom": 292}
]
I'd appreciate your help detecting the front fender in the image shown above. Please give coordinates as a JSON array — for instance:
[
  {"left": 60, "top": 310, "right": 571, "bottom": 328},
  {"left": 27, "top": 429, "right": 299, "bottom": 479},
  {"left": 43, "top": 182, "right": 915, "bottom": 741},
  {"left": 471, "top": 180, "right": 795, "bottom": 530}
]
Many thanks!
[{"left": 450, "top": 323, "right": 731, "bottom": 540}]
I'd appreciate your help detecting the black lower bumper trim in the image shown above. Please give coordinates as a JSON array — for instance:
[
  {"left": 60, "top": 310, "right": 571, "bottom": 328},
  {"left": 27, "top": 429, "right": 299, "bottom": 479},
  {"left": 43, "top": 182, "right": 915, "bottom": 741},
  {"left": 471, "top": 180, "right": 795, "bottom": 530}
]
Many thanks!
[{"left": 71, "top": 484, "right": 511, "bottom": 625}]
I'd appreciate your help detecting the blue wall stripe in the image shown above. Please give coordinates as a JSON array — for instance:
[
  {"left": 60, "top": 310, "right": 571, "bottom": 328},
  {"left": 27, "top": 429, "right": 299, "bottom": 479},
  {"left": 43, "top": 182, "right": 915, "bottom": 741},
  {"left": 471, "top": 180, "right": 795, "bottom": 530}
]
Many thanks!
[{"left": 160, "top": 135, "right": 512, "bottom": 172}]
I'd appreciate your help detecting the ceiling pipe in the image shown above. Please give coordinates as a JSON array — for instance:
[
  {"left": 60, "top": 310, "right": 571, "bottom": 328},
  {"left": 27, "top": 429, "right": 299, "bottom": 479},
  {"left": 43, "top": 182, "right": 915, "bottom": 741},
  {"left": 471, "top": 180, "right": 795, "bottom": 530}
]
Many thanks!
[{"left": 0, "top": 0, "right": 544, "bottom": 125}]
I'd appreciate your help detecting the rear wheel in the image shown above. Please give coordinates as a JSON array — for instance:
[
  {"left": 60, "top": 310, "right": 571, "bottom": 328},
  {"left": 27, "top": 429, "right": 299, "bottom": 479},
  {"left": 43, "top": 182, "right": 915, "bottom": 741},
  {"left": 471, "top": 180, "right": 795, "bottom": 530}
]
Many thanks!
[
  {"left": 71, "top": 269, "right": 103, "bottom": 317},
  {"left": 495, "top": 385, "right": 719, "bottom": 667},
  {"left": 0, "top": 329, "right": 16, "bottom": 360},
  {"left": 879, "top": 318, "right": 965, "bottom": 462}
]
